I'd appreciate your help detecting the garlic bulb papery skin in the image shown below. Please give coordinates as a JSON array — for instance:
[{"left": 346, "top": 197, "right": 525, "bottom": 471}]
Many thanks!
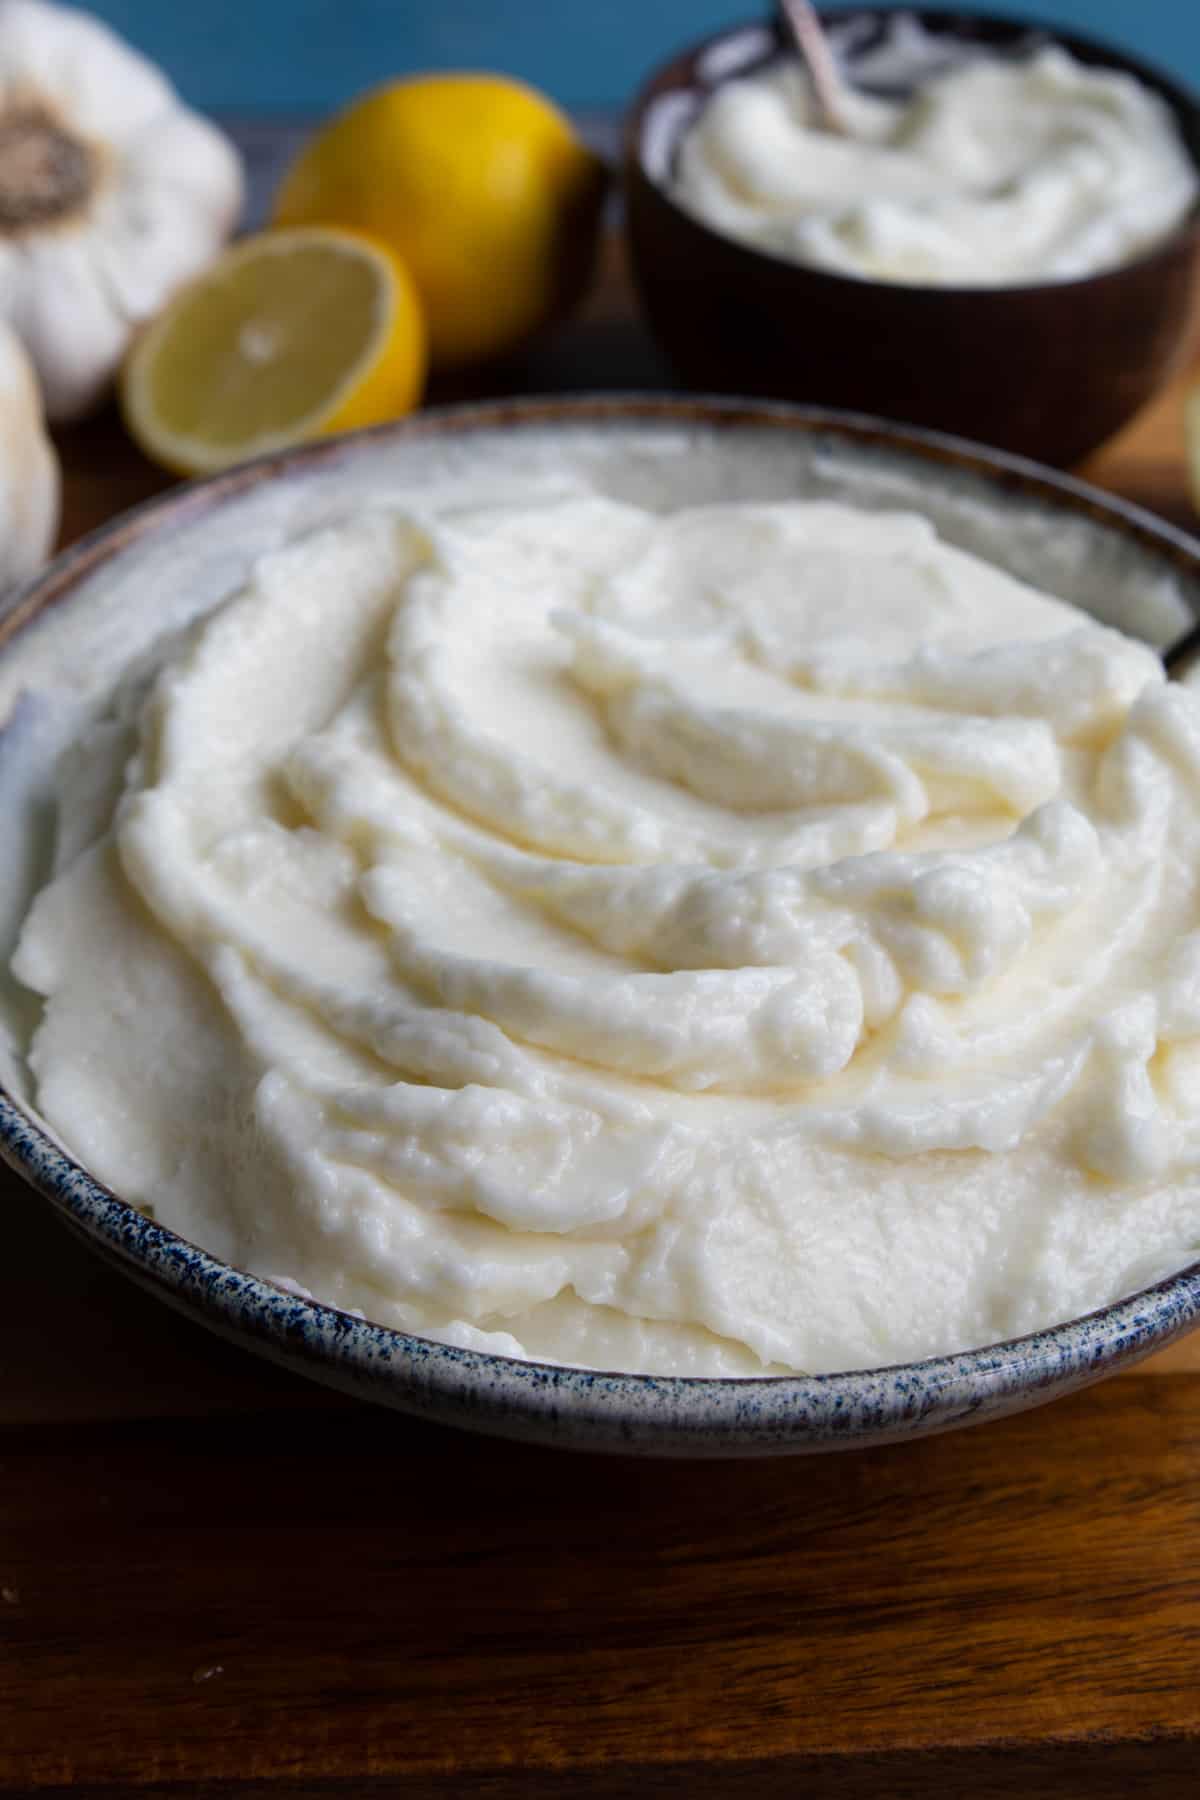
[
  {"left": 0, "top": 315, "right": 57, "bottom": 587},
  {"left": 0, "top": 0, "right": 244, "bottom": 421}
]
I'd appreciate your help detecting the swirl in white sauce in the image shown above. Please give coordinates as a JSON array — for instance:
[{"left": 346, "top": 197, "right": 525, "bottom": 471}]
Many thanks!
[
  {"left": 14, "top": 493, "right": 1200, "bottom": 1373},
  {"left": 673, "top": 45, "right": 1198, "bottom": 286}
]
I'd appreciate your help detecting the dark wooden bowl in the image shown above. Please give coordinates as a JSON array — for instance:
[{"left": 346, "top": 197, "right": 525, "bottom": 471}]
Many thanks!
[{"left": 624, "top": 8, "right": 1200, "bottom": 466}]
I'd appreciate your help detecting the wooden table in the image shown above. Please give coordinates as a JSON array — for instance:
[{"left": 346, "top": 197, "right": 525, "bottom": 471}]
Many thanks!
[{"left": 5, "top": 233, "right": 1200, "bottom": 1799}]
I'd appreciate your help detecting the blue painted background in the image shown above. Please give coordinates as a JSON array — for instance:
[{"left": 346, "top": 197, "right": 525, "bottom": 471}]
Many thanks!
[{"left": 80, "top": 2, "right": 1198, "bottom": 113}]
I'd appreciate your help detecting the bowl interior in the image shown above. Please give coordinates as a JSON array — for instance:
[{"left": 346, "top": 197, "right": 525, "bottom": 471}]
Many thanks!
[{"left": 4, "top": 398, "right": 1200, "bottom": 1453}]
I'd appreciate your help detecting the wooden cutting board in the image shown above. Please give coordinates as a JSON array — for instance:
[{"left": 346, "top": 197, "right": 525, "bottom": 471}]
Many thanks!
[{"left": 4, "top": 229, "right": 1200, "bottom": 1798}]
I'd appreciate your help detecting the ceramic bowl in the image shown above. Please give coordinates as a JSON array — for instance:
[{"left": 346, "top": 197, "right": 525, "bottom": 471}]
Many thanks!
[
  {"left": 4, "top": 396, "right": 1200, "bottom": 1457},
  {"left": 624, "top": 8, "right": 1200, "bottom": 466}
]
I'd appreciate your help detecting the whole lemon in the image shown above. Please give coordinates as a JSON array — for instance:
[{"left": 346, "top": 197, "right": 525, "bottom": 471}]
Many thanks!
[{"left": 273, "top": 74, "right": 607, "bottom": 370}]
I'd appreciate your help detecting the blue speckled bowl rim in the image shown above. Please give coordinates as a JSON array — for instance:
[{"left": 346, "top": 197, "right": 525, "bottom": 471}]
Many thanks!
[{"left": 4, "top": 393, "right": 1200, "bottom": 1458}]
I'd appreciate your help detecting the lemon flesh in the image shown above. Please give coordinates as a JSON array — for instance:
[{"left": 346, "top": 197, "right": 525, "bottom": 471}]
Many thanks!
[{"left": 122, "top": 228, "right": 425, "bottom": 476}]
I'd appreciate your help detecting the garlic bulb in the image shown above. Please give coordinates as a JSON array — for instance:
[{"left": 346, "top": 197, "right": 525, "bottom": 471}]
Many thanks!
[
  {"left": 0, "top": 316, "right": 57, "bottom": 588},
  {"left": 0, "top": 0, "right": 243, "bottom": 420}
]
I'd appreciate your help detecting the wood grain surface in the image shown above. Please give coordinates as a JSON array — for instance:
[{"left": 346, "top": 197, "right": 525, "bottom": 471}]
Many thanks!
[{"left": 4, "top": 229, "right": 1200, "bottom": 1797}]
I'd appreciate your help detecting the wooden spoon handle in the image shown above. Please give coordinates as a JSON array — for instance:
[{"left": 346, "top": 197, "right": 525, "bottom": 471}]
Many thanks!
[{"left": 779, "top": 0, "right": 849, "bottom": 135}]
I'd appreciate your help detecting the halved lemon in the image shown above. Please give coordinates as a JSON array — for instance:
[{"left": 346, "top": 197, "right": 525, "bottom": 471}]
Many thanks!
[{"left": 121, "top": 226, "right": 426, "bottom": 477}]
